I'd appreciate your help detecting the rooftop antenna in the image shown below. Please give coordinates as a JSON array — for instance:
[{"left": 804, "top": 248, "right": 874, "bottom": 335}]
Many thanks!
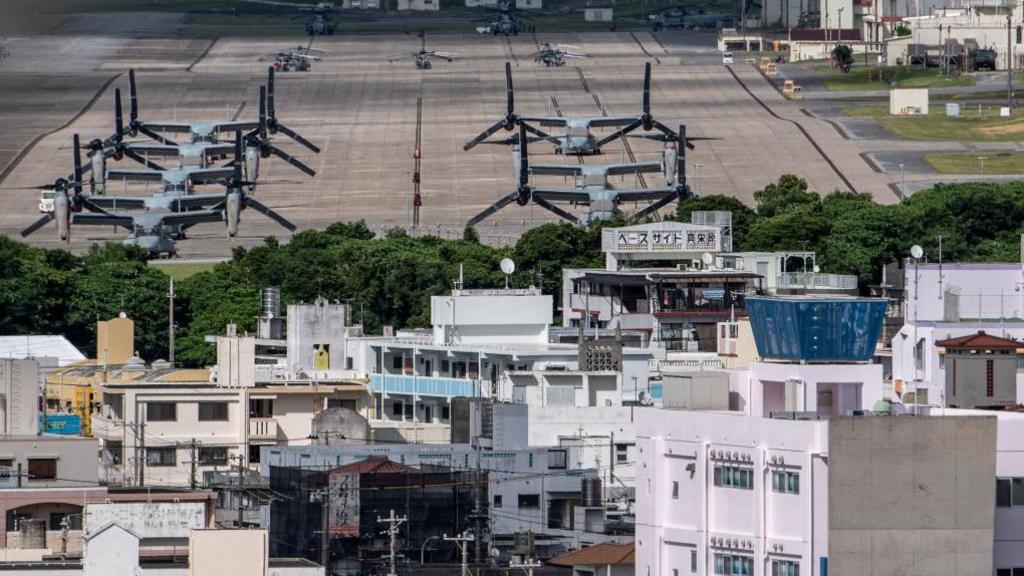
[{"left": 500, "top": 258, "right": 516, "bottom": 289}]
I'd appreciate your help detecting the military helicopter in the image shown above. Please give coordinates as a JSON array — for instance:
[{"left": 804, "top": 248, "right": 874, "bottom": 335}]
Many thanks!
[
  {"left": 21, "top": 134, "right": 112, "bottom": 241},
  {"left": 465, "top": 62, "right": 689, "bottom": 156},
  {"left": 240, "top": 0, "right": 336, "bottom": 35},
  {"left": 467, "top": 123, "right": 692, "bottom": 226},
  {"left": 20, "top": 135, "right": 226, "bottom": 251},
  {"left": 265, "top": 46, "right": 326, "bottom": 72},
  {"left": 389, "top": 33, "right": 461, "bottom": 69},
  {"left": 125, "top": 67, "right": 320, "bottom": 156},
  {"left": 476, "top": 0, "right": 529, "bottom": 35},
  {"left": 531, "top": 42, "right": 587, "bottom": 67}
]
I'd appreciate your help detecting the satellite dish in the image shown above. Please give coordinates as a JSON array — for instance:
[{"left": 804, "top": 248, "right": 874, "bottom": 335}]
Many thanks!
[
  {"left": 701, "top": 252, "right": 714, "bottom": 267},
  {"left": 910, "top": 245, "right": 924, "bottom": 259},
  {"left": 500, "top": 258, "right": 516, "bottom": 275},
  {"left": 813, "top": 265, "right": 821, "bottom": 273}
]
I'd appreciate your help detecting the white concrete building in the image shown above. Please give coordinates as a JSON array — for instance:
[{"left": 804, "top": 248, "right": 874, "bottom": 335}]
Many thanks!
[
  {"left": 892, "top": 261, "right": 1024, "bottom": 405},
  {"left": 885, "top": 4, "right": 1024, "bottom": 69},
  {"left": 636, "top": 406, "right": 1016, "bottom": 576}
]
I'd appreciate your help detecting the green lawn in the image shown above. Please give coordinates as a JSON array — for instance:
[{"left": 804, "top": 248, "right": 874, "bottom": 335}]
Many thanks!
[
  {"left": 924, "top": 151, "right": 1024, "bottom": 175},
  {"left": 843, "top": 105, "right": 1024, "bottom": 141},
  {"left": 819, "top": 65, "right": 974, "bottom": 91},
  {"left": 149, "top": 261, "right": 218, "bottom": 280}
]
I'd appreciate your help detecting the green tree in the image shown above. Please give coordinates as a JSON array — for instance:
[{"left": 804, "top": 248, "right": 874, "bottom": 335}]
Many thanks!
[
  {"left": 753, "top": 175, "right": 820, "bottom": 218},
  {"left": 674, "top": 194, "right": 759, "bottom": 249}
]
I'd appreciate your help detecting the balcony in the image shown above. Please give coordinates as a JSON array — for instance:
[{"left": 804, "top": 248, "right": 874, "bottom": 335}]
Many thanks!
[
  {"left": 370, "top": 374, "right": 482, "bottom": 398},
  {"left": 778, "top": 272, "right": 858, "bottom": 291},
  {"left": 249, "top": 418, "right": 278, "bottom": 441}
]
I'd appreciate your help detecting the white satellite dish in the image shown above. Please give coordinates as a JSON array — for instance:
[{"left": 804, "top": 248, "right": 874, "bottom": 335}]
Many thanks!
[
  {"left": 910, "top": 245, "right": 924, "bottom": 259},
  {"left": 701, "top": 252, "right": 714, "bottom": 268},
  {"left": 500, "top": 258, "right": 516, "bottom": 275},
  {"left": 500, "top": 258, "right": 516, "bottom": 289},
  {"left": 813, "top": 265, "right": 821, "bottom": 273}
]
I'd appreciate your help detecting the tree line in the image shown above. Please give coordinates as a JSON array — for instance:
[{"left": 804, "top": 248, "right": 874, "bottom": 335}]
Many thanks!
[{"left": 3, "top": 176, "right": 1023, "bottom": 366}]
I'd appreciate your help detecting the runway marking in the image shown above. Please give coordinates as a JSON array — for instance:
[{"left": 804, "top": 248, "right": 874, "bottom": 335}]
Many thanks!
[
  {"left": 185, "top": 37, "right": 219, "bottom": 72},
  {"left": 0, "top": 72, "right": 122, "bottom": 187},
  {"left": 649, "top": 32, "right": 670, "bottom": 55},
  {"left": 630, "top": 32, "right": 661, "bottom": 64},
  {"left": 725, "top": 64, "right": 857, "bottom": 193}
]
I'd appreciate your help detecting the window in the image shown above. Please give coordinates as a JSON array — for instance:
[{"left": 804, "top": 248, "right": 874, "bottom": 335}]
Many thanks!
[
  {"left": 441, "top": 405, "right": 450, "bottom": 420},
  {"left": 518, "top": 494, "right": 540, "bottom": 508},
  {"left": 392, "top": 356, "right": 403, "bottom": 370},
  {"left": 106, "top": 441, "right": 123, "bottom": 465},
  {"left": 1014, "top": 478, "right": 1024, "bottom": 507},
  {"left": 250, "top": 399, "right": 273, "bottom": 418},
  {"left": 199, "top": 447, "right": 229, "bottom": 466},
  {"left": 714, "top": 554, "right": 753, "bottom": 575},
  {"left": 995, "top": 569, "right": 1024, "bottom": 576},
  {"left": 987, "top": 360, "right": 995, "bottom": 397},
  {"left": 998, "top": 478, "right": 1012, "bottom": 507},
  {"left": 0, "top": 458, "right": 13, "bottom": 468},
  {"left": 146, "top": 447, "right": 176, "bottom": 467},
  {"left": 198, "top": 402, "right": 228, "bottom": 421},
  {"left": 548, "top": 449, "right": 568, "bottom": 470},
  {"left": 27, "top": 458, "right": 56, "bottom": 481},
  {"left": 392, "top": 401, "right": 403, "bottom": 416},
  {"left": 327, "top": 398, "right": 357, "bottom": 411},
  {"left": 672, "top": 481, "right": 680, "bottom": 499},
  {"left": 147, "top": 402, "right": 177, "bottom": 422},
  {"left": 616, "top": 443, "right": 629, "bottom": 464},
  {"left": 713, "top": 465, "right": 753, "bottom": 490},
  {"left": 691, "top": 550, "right": 697, "bottom": 573},
  {"left": 403, "top": 403, "right": 413, "bottom": 421},
  {"left": 493, "top": 494, "right": 503, "bottom": 508},
  {"left": 249, "top": 444, "right": 262, "bottom": 464},
  {"left": 772, "top": 470, "right": 800, "bottom": 494},
  {"left": 772, "top": 560, "right": 800, "bottom": 576}
]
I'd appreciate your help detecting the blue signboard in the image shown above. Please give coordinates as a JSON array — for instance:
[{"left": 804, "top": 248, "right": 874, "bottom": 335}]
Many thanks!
[{"left": 41, "top": 414, "right": 81, "bottom": 435}]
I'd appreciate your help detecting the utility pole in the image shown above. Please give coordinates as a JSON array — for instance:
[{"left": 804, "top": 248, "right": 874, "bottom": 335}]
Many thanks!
[
  {"left": 444, "top": 531, "right": 475, "bottom": 576},
  {"left": 1008, "top": 2, "right": 1014, "bottom": 111},
  {"left": 234, "top": 454, "right": 245, "bottom": 528},
  {"left": 188, "top": 438, "right": 198, "bottom": 490},
  {"left": 378, "top": 509, "right": 408, "bottom": 576},
  {"left": 168, "top": 277, "right": 175, "bottom": 366},
  {"left": 511, "top": 558, "right": 542, "bottom": 576}
]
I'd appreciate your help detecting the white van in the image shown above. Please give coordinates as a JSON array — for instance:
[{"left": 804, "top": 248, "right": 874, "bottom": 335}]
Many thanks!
[{"left": 722, "top": 51, "right": 734, "bottom": 64}]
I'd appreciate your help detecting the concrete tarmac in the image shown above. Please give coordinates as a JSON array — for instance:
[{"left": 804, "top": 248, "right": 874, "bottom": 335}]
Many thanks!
[{"left": 0, "top": 31, "right": 898, "bottom": 257}]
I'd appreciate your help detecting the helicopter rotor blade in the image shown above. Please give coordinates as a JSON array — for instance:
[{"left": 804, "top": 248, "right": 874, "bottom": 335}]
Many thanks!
[
  {"left": 269, "top": 145, "right": 316, "bottom": 177},
  {"left": 21, "top": 213, "right": 55, "bottom": 237},
  {"left": 246, "top": 198, "right": 297, "bottom": 231}
]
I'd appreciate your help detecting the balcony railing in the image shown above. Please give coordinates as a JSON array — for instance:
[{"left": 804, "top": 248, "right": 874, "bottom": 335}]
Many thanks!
[
  {"left": 249, "top": 418, "right": 278, "bottom": 440},
  {"left": 778, "top": 272, "right": 858, "bottom": 290},
  {"left": 370, "top": 374, "right": 483, "bottom": 398}
]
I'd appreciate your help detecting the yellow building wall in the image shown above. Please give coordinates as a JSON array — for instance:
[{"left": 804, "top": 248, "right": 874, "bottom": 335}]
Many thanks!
[{"left": 96, "top": 316, "right": 134, "bottom": 365}]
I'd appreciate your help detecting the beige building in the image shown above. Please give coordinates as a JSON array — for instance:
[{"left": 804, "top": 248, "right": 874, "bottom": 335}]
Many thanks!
[
  {"left": 96, "top": 315, "right": 135, "bottom": 366},
  {"left": 397, "top": 0, "right": 439, "bottom": 9}
]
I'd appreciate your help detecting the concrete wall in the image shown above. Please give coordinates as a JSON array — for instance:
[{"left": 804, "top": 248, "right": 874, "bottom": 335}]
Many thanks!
[
  {"left": 216, "top": 336, "right": 255, "bottom": 388},
  {"left": 662, "top": 371, "right": 730, "bottom": 410},
  {"left": 189, "top": 529, "right": 268, "bottom": 576},
  {"left": 0, "top": 358, "right": 40, "bottom": 435},
  {"left": 84, "top": 524, "right": 139, "bottom": 576},
  {"left": 828, "top": 415, "right": 996, "bottom": 576},
  {"left": 287, "top": 300, "right": 348, "bottom": 373},
  {"left": 0, "top": 436, "right": 98, "bottom": 488},
  {"left": 889, "top": 87, "right": 929, "bottom": 115},
  {"left": 946, "top": 350, "right": 1017, "bottom": 408},
  {"left": 729, "top": 361, "right": 883, "bottom": 417},
  {"left": 431, "top": 292, "right": 553, "bottom": 346},
  {"left": 904, "top": 263, "right": 1024, "bottom": 323},
  {"left": 85, "top": 502, "right": 206, "bottom": 539},
  {"left": 96, "top": 317, "right": 134, "bottom": 365}
]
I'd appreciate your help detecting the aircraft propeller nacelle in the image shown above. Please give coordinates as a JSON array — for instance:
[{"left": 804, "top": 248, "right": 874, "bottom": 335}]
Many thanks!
[
  {"left": 226, "top": 191, "right": 242, "bottom": 238},
  {"left": 91, "top": 153, "right": 107, "bottom": 195},
  {"left": 245, "top": 146, "right": 262, "bottom": 181},
  {"left": 516, "top": 188, "right": 530, "bottom": 206},
  {"left": 54, "top": 193, "right": 70, "bottom": 242},
  {"left": 664, "top": 142, "right": 678, "bottom": 187}
]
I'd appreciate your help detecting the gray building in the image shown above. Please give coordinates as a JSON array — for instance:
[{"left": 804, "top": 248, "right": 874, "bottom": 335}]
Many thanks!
[
  {"left": 829, "top": 415, "right": 997, "bottom": 576},
  {"left": 286, "top": 297, "right": 349, "bottom": 373},
  {"left": 0, "top": 358, "right": 40, "bottom": 436},
  {"left": 937, "top": 332, "right": 1019, "bottom": 409}
]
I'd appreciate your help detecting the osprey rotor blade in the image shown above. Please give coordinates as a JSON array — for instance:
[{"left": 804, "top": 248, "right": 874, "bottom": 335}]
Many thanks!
[
  {"left": 463, "top": 119, "right": 508, "bottom": 151},
  {"left": 269, "top": 145, "right": 316, "bottom": 177},
  {"left": 21, "top": 213, "right": 55, "bottom": 237},
  {"left": 532, "top": 196, "right": 578, "bottom": 224},
  {"left": 245, "top": 198, "right": 297, "bottom": 231},
  {"left": 467, "top": 191, "right": 521, "bottom": 226},
  {"left": 595, "top": 119, "right": 642, "bottom": 148},
  {"left": 274, "top": 122, "right": 320, "bottom": 154}
]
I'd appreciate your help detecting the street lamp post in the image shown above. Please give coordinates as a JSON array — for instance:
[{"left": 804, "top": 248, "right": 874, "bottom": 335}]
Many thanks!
[
  {"left": 978, "top": 156, "right": 987, "bottom": 176},
  {"left": 899, "top": 162, "right": 906, "bottom": 195}
]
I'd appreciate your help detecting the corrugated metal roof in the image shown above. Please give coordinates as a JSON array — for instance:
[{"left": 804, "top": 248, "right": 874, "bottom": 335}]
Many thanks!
[
  {"left": 0, "top": 336, "right": 86, "bottom": 367},
  {"left": 331, "top": 456, "right": 417, "bottom": 474}
]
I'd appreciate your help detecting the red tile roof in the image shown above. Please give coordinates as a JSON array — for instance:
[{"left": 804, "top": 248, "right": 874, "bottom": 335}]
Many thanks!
[
  {"left": 936, "top": 331, "right": 1021, "bottom": 350},
  {"left": 549, "top": 543, "right": 635, "bottom": 567},
  {"left": 332, "top": 456, "right": 417, "bottom": 474}
]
